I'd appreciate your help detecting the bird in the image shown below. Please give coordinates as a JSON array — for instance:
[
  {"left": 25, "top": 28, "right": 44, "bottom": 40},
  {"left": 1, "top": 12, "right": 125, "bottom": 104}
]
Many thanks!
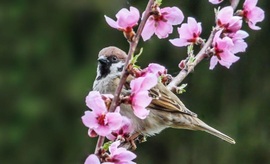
[{"left": 92, "top": 46, "right": 236, "bottom": 148}]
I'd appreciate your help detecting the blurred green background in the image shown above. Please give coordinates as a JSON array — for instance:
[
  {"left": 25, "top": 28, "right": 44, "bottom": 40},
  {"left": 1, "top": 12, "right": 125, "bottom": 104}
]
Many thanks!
[{"left": 0, "top": 0, "right": 269, "bottom": 163}]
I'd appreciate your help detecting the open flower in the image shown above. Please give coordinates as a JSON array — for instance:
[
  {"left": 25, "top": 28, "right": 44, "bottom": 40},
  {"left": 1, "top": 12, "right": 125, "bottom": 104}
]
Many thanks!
[
  {"left": 105, "top": 7, "right": 140, "bottom": 32},
  {"left": 142, "top": 63, "right": 167, "bottom": 77},
  {"left": 242, "top": 0, "right": 265, "bottom": 30},
  {"left": 107, "top": 117, "right": 134, "bottom": 141},
  {"left": 82, "top": 91, "right": 123, "bottom": 137},
  {"left": 210, "top": 30, "right": 240, "bottom": 69},
  {"left": 142, "top": 6, "right": 184, "bottom": 41},
  {"left": 170, "top": 17, "right": 202, "bottom": 47},
  {"left": 130, "top": 73, "right": 157, "bottom": 119},
  {"left": 216, "top": 6, "right": 242, "bottom": 33},
  {"left": 209, "top": 0, "right": 224, "bottom": 4},
  {"left": 105, "top": 141, "right": 136, "bottom": 164}
]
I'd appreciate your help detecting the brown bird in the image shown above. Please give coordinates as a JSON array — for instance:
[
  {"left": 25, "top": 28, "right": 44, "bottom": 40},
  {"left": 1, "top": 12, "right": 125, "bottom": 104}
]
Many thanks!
[{"left": 92, "top": 46, "right": 236, "bottom": 147}]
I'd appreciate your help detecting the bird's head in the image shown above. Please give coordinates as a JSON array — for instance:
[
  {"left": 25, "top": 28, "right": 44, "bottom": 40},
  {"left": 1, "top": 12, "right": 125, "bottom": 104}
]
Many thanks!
[{"left": 96, "top": 46, "right": 127, "bottom": 80}]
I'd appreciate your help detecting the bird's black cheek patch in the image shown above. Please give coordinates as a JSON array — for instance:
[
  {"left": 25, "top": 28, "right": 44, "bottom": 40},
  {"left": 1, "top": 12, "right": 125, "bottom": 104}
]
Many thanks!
[{"left": 97, "top": 64, "right": 111, "bottom": 80}]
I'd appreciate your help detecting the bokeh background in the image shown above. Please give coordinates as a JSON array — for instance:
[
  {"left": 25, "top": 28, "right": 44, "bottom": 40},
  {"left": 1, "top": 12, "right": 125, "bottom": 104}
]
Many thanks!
[{"left": 0, "top": 0, "right": 269, "bottom": 163}]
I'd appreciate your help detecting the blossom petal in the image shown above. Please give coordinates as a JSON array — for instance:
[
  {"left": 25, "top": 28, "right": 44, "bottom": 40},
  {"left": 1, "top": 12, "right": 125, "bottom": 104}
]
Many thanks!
[
  {"left": 141, "top": 19, "right": 155, "bottom": 41},
  {"left": 104, "top": 15, "right": 119, "bottom": 29},
  {"left": 85, "top": 154, "right": 100, "bottom": 164},
  {"left": 82, "top": 111, "right": 98, "bottom": 129}
]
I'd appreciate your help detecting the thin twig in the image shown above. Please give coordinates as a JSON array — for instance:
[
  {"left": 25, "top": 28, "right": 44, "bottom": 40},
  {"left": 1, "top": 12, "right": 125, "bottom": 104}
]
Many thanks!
[
  {"left": 167, "top": 0, "right": 241, "bottom": 91},
  {"left": 94, "top": 0, "right": 155, "bottom": 154}
]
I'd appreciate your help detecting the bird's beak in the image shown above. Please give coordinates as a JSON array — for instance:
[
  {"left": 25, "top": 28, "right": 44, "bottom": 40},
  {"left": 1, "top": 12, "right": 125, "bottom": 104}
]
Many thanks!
[{"left": 98, "top": 56, "right": 109, "bottom": 65}]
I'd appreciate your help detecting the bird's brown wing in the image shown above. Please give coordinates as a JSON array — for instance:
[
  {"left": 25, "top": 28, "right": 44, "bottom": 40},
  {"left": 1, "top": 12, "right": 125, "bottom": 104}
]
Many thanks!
[{"left": 148, "top": 83, "right": 197, "bottom": 117}]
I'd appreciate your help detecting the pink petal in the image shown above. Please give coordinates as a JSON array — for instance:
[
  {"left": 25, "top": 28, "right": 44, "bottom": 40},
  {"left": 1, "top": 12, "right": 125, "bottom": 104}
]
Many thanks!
[
  {"left": 155, "top": 21, "right": 173, "bottom": 39},
  {"left": 95, "top": 125, "right": 111, "bottom": 136},
  {"left": 109, "top": 141, "right": 121, "bottom": 154},
  {"left": 141, "top": 18, "right": 155, "bottom": 41},
  {"left": 187, "top": 17, "right": 201, "bottom": 35},
  {"left": 85, "top": 154, "right": 100, "bottom": 164},
  {"left": 220, "top": 51, "right": 240, "bottom": 63},
  {"left": 133, "top": 106, "right": 150, "bottom": 119},
  {"left": 113, "top": 148, "right": 137, "bottom": 162},
  {"left": 133, "top": 91, "right": 152, "bottom": 107},
  {"left": 106, "top": 111, "right": 123, "bottom": 130},
  {"left": 169, "top": 38, "right": 190, "bottom": 47},
  {"left": 217, "top": 37, "right": 234, "bottom": 50},
  {"left": 217, "top": 6, "right": 233, "bottom": 24},
  {"left": 82, "top": 111, "right": 99, "bottom": 129},
  {"left": 130, "top": 77, "right": 144, "bottom": 93},
  {"left": 162, "top": 7, "right": 184, "bottom": 25},
  {"left": 179, "top": 24, "right": 193, "bottom": 39},
  {"left": 115, "top": 8, "right": 129, "bottom": 19},
  {"left": 231, "top": 39, "right": 248, "bottom": 53},
  {"left": 104, "top": 15, "right": 119, "bottom": 29},
  {"left": 209, "top": 0, "right": 224, "bottom": 4},
  {"left": 209, "top": 56, "right": 218, "bottom": 70},
  {"left": 85, "top": 91, "right": 107, "bottom": 114},
  {"left": 140, "top": 73, "right": 158, "bottom": 90},
  {"left": 244, "top": 0, "right": 258, "bottom": 10}
]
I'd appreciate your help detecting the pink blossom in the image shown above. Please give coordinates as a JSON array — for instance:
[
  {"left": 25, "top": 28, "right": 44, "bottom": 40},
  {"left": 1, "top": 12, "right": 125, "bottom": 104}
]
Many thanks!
[
  {"left": 209, "top": 0, "right": 224, "bottom": 4},
  {"left": 216, "top": 6, "right": 242, "bottom": 33},
  {"left": 243, "top": 0, "right": 265, "bottom": 30},
  {"left": 82, "top": 91, "right": 123, "bottom": 137},
  {"left": 130, "top": 73, "right": 158, "bottom": 119},
  {"left": 142, "top": 63, "right": 167, "bottom": 77},
  {"left": 85, "top": 154, "right": 100, "bottom": 164},
  {"left": 104, "top": 7, "right": 140, "bottom": 32},
  {"left": 170, "top": 17, "right": 202, "bottom": 47},
  {"left": 141, "top": 6, "right": 184, "bottom": 41},
  {"left": 210, "top": 30, "right": 240, "bottom": 69},
  {"left": 104, "top": 141, "right": 136, "bottom": 164},
  {"left": 106, "top": 117, "right": 134, "bottom": 141},
  {"left": 229, "top": 30, "right": 249, "bottom": 54}
]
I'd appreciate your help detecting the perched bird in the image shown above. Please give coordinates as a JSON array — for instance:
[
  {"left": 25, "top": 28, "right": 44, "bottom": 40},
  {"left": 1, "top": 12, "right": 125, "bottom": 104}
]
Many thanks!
[{"left": 93, "top": 46, "right": 236, "bottom": 147}]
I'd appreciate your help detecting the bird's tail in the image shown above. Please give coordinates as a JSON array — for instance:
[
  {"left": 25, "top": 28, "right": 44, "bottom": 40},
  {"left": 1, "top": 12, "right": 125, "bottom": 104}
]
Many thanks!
[{"left": 192, "top": 117, "right": 236, "bottom": 144}]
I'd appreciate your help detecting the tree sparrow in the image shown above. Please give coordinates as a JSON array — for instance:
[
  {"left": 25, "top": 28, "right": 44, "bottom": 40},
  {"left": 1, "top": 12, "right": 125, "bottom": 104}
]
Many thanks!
[{"left": 92, "top": 46, "right": 235, "bottom": 148}]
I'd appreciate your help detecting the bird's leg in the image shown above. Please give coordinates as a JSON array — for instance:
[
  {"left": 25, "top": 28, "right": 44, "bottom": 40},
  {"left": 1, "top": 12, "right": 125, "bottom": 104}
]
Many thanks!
[{"left": 126, "top": 132, "right": 141, "bottom": 150}]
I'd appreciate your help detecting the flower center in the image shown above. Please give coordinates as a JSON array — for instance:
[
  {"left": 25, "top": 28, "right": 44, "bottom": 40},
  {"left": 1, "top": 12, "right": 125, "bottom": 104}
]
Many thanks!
[{"left": 97, "top": 114, "right": 106, "bottom": 125}]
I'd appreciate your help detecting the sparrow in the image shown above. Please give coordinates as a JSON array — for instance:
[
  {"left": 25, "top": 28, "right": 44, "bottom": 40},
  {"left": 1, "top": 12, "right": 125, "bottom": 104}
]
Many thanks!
[{"left": 93, "top": 46, "right": 236, "bottom": 148}]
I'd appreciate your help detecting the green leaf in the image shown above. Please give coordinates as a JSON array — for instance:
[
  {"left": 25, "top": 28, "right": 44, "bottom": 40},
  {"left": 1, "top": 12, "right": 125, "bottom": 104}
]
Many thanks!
[
  {"left": 130, "top": 47, "right": 143, "bottom": 65},
  {"left": 103, "top": 141, "right": 113, "bottom": 151}
]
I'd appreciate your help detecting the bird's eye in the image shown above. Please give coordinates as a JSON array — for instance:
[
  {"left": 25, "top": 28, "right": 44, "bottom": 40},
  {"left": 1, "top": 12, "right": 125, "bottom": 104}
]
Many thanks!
[{"left": 112, "top": 56, "right": 117, "bottom": 61}]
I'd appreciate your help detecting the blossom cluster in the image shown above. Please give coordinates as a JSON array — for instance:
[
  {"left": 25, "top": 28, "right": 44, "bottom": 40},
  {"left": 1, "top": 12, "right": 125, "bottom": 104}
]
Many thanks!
[
  {"left": 82, "top": 63, "right": 167, "bottom": 163},
  {"left": 105, "top": 0, "right": 264, "bottom": 70}
]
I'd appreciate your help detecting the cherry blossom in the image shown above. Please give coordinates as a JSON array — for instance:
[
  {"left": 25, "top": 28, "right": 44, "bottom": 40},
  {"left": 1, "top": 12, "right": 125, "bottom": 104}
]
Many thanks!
[
  {"left": 130, "top": 73, "right": 158, "bottom": 119},
  {"left": 228, "top": 30, "right": 249, "bottom": 54},
  {"left": 85, "top": 154, "right": 100, "bottom": 164},
  {"left": 210, "top": 30, "right": 240, "bottom": 69},
  {"left": 141, "top": 6, "right": 184, "bottom": 41},
  {"left": 142, "top": 63, "right": 167, "bottom": 77},
  {"left": 105, "top": 7, "right": 140, "bottom": 32},
  {"left": 106, "top": 117, "right": 134, "bottom": 141},
  {"left": 242, "top": 0, "right": 265, "bottom": 30},
  {"left": 216, "top": 6, "right": 242, "bottom": 33},
  {"left": 82, "top": 91, "right": 123, "bottom": 137},
  {"left": 170, "top": 17, "right": 202, "bottom": 47},
  {"left": 104, "top": 141, "right": 136, "bottom": 164},
  {"left": 209, "top": 0, "right": 224, "bottom": 5}
]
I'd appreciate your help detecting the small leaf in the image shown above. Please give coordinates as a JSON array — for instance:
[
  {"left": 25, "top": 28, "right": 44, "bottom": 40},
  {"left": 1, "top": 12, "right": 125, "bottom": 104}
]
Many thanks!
[
  {"left": 130, "top": 47, "right": 143, "bottom": 65},
  {"left": 103, "top": 141, "right": 113, "bottom": 151},
  {"left": 176, "top": 83, "right": 188, "bottom": 94}
]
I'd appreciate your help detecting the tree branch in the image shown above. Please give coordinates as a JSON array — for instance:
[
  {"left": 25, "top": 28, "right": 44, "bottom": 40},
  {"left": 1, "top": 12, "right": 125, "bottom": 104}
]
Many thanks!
[
  {"left": 167, "top": 0, "right": 241, "bottom": 91},
  {"left": 94, "top": 0, "right": 155, "bottom": 154}
]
